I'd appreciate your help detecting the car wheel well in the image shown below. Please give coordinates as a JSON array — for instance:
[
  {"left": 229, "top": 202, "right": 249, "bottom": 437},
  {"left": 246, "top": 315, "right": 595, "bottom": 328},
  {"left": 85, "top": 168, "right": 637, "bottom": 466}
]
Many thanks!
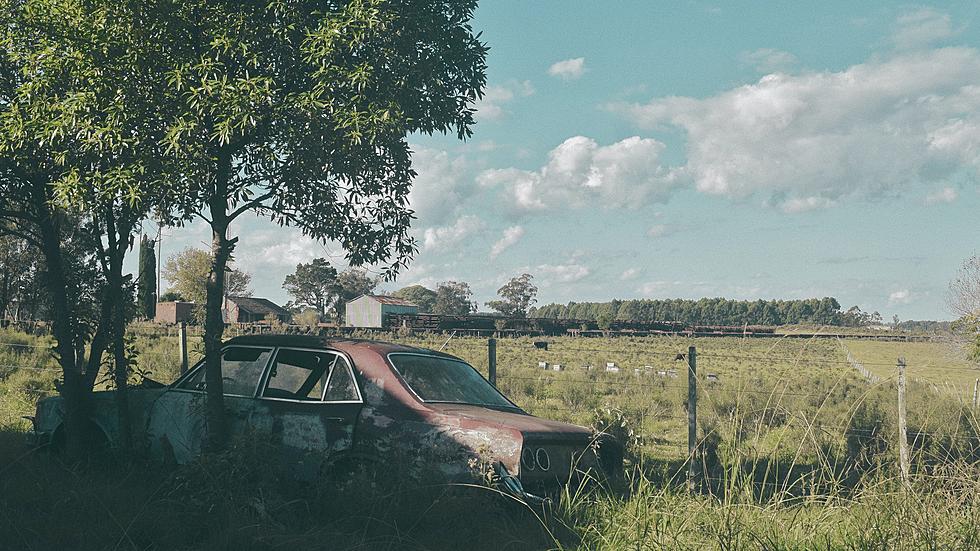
[{"left": 49, "top": 420, "right": 111, "bottom": 456}]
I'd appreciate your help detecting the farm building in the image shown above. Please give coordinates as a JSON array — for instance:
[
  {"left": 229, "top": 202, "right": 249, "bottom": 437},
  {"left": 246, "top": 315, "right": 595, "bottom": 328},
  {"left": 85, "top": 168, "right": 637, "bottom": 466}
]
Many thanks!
[
  {"left": 154, "top": 301, "right": 196, "bottom": 324},
  {"left": 222, "top": 296, "right": 290, "bottom": 324},
  {"left": 345, "top": 295, "right": 419, "bottom": 328}
]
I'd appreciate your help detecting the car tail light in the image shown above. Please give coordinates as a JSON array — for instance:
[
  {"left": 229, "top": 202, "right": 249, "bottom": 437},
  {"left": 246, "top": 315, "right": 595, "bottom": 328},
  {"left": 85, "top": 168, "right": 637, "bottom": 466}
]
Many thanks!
[
  {"left": 535, "top": 448, "right": 551, "bottom": 471},
  {"left": 521, "top": 447, "right": 536, "bottom": 471}
]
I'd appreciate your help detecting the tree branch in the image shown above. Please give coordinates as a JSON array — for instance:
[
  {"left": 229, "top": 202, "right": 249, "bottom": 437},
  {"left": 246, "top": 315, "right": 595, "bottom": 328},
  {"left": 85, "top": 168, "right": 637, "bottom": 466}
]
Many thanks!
[
  {"left": 0, "top": 222, "right": 42, "bottom": 248},
  {"left": 228, "top": 190, "right": 276, "bottom": 222}
]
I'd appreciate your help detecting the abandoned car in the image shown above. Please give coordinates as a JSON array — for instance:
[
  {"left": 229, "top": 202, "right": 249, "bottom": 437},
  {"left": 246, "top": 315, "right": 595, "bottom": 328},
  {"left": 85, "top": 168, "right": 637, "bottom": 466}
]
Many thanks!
[{"left": 31, "top": 335, "right": 622, "bottom": 496}]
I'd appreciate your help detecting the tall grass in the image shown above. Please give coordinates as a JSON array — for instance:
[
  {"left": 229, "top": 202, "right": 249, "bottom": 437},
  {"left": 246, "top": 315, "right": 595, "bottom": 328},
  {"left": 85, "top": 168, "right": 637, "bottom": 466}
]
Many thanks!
[
  {"left": 2, "top": 327, "right": 980, "bottom": 549},
  {"left": 0, "top": 327, "right": 58, "bottom": 429}
]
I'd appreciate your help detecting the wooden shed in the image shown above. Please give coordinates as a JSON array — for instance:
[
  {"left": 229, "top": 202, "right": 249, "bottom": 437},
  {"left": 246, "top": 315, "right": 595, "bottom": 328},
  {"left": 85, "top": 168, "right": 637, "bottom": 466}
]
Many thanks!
[{"left": 222, "top": 296, "right": 290, "bottom": 324}]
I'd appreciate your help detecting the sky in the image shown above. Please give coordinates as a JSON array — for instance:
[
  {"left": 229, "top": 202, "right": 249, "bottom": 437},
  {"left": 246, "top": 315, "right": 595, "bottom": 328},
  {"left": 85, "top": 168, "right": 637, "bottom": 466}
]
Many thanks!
[{"left": 150, "top": 1, "right": 980, "bottom": 321}]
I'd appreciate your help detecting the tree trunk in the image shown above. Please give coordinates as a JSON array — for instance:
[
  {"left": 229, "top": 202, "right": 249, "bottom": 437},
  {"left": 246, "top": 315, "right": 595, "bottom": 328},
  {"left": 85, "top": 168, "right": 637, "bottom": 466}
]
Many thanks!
[
  {"left": 202, "top": 152, "right": 233, "bottom": 451},
  {"left": 34, "top": 201, "right": 88, "bottom": 459},
  {"left": 0, "top": 268, "right": 10, "bottom": 320},
  {"left": 106, "top": 211, "right": 133, "bottom": 451}
]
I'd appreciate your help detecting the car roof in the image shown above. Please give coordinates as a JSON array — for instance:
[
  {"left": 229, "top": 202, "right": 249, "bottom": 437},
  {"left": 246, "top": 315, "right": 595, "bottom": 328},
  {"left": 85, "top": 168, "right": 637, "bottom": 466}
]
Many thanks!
[{"left": 222, "top": 334, "right": 458, "bottom": 359}]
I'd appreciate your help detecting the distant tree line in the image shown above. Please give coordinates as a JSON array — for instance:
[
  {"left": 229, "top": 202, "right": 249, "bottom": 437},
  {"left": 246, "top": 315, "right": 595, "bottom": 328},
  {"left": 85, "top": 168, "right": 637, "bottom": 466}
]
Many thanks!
[{"left": 530, "top": 297, "right": 879, "bottom": 327}]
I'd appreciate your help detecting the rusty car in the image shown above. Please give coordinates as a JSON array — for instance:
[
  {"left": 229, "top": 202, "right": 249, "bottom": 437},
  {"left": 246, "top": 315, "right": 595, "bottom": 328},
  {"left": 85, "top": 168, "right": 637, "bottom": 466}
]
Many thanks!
[{"left": 30, "top": 335, "right": 622, "bottom": 499}]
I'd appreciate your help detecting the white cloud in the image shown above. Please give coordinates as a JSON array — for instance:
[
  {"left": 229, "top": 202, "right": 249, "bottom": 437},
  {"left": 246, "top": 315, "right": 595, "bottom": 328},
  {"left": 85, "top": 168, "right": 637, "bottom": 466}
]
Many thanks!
[
  {"left": 647, "top": 224, "right": 676, "bottom": 238},
  {"left": 536, "top": 263, "right": 590, "bottom": 283},
  {"left": 620, "top": 268, "right": 640, "bottom": 281},
  {"left": 616, "top": 48, "right": 980, "bottom": 211},
  {"left": 232, "top": 224, "right": 319, "bottom": 272},
  {"left": 478, "top": 136, "right": 682, "bottom": 211},
  {"left": 739, "top": 48, "right": 797, "bottom": 73},
  {"left": 893, "top": 8, "right": 958, "bottom": 51},
  {"left": 888, "top": 289, "right": 912, "bottom": 305},
  {"left": 925, "top": 186, "right": 958, "bottom": 204},
  {"left": 475, "top": 80, "right": 535, "bottom": 121},
  {"left": 548, "top": 57, "right": 586, "bottom": 80},
  {"left": 407, "top": 147, "right": 470, "bottom": 226},
  {"left": 779, "top": 197, "right": 837, "bottom": 213},
  {"left": 490, "top": 225, "right": 525, "bottom": 259},
  {"left": 423, "top": 215, "right": 485, "bottom": 251}
]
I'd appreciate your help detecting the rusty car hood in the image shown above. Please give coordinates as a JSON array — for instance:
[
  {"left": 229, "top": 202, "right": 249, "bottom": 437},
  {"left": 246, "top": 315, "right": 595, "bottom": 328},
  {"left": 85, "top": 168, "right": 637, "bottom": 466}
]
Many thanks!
[{"left": 426, "top": 404, "right": 594, "bottom": 442}]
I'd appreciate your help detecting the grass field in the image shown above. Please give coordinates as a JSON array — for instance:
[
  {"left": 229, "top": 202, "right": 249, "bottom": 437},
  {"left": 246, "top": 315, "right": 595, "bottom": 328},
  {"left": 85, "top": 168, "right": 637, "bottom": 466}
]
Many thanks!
[
  {"left": 3, "top": 327, "right": 980, "bottom": 549},
  {"left": 844, "top": 339, "right": 977, "bottom": 394}
]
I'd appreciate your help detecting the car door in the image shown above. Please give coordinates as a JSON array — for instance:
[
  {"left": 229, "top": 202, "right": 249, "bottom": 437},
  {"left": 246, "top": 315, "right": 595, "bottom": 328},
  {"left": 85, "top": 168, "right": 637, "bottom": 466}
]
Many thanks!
[
  {"left": 146, "top": 345, "right": 274, "bottom": 463},
  {"left": 250, "top": 347, "right": 364, "bottom": 479}
]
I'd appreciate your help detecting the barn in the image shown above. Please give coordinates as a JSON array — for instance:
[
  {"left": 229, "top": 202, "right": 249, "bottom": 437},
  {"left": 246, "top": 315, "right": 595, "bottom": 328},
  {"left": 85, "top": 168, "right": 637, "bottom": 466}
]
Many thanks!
[
  {"left": 345, "top": 295, "right": 419, "bottom": 328},
  {"left": 222, "top": 296, "right": 290, "bottom": 324}
]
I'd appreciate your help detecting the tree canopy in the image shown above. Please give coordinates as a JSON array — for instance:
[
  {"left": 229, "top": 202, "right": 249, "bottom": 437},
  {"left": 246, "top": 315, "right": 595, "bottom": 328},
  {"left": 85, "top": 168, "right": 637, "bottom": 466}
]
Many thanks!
[
  {"left": 282, "top": 258, "right": 338, "bottom": 318},
  {"left": 531, "top": 297, "right": 854, "bottom": 327},
  {"left": 393, "top": 284, "right": 438, "bottom": 313},
  {"left": 486, "top": 273, "right": 537, "bottom": 317},
  {"left": 144, "top": 0, "right": 486, "bottom": 449},
  {"left": 0, "top": 0, "right": 173, "bottom": 455},
  {"left": 162, "top": 248, "right": 251, "bottom": 304},
  {"left": 434, "top": 281, "right": 476, "bottom": 316},
  {"left": 2, "top": 0, "right": 487, "bottom": 451},
  {"left": 949, "top": 256, "right": 980, "bottom": 361}
]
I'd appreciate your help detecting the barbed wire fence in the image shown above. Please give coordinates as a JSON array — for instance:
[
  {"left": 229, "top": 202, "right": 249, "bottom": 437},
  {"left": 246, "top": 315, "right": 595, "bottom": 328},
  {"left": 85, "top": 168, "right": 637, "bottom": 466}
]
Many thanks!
[
  {"left": 376, "top": 332, "right": 980, "bottom": 491},
  {"left": 3, "top": 326, "right": 980, "bottom": 491}
]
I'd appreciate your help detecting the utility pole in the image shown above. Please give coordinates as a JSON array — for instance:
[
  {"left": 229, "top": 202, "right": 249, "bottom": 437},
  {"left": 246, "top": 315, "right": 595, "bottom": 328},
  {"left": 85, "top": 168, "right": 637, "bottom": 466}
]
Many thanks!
[{"left": 155, "top": 223, "right": 162, "bottom": 304}]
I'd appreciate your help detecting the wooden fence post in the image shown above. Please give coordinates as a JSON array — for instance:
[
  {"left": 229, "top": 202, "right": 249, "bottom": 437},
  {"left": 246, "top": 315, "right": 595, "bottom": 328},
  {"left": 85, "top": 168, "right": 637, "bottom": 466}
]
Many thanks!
[
  {"left": 973, "top": 378, "right": 978, "bottom": 409},
  {"left": 897, "top": 357, "right": 910, "bottom": 486},
  {"left": 179, "top": 321, "right": 189, "bottom": 375},
  {"left": 687, "top": 345, "right": 698, "bottom": 493},
  {"left": 488, "top": 337, "right": 497, "bottom": 387}
]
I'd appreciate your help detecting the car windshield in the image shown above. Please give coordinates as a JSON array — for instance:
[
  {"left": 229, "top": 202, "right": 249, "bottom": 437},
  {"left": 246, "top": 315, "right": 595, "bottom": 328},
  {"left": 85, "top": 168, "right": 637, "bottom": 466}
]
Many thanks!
[{"left": 388, "top": 354, "right": 516, "bottom": 409}]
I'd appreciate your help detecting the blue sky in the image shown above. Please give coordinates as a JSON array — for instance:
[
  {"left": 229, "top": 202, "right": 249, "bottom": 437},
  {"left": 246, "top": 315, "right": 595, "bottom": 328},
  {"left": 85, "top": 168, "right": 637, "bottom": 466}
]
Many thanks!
[{"left": 155, "top": 1, "right": 980, "bottom": 320}]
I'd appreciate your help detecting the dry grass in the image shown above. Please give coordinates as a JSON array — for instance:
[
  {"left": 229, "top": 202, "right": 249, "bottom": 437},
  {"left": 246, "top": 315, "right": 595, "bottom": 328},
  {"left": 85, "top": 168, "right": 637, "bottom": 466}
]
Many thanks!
[{"left": 2, "top": 328, "right": 980, "bottom": 550}]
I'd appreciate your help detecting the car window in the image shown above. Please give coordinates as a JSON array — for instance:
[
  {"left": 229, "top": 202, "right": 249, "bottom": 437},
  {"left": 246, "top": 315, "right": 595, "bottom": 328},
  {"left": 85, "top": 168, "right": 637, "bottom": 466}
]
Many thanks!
[
  {"left": 263, "top": 349, "right": 336, "bottom": 401},
  {"left": 178, "top": 347, "right": 273, "bottom": 396},
  {"left": 323, "top": 356, "right": 359, "bottom": 402},
  {"left": 388, "top": 354, "right": 514, "bottom": 408}
]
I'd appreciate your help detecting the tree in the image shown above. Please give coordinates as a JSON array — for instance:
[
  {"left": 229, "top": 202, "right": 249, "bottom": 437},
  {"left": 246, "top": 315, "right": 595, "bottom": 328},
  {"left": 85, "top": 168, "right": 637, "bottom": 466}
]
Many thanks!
[
  {"left": 434, "top": 281, "right": 476, "bottom": 316},
  {"left": 152, "top": 0, "right": 486, "bottom": 449},
  {"left": 0, "top": 232, "right": 42, "bottom": 320},
  {"left": 282, "top": 258, "right": 338, "bottom": 319},
  {"left": 949, "top": 256, "right": 980, "bottom": 320},
  {"left": 159, "top": 290, "right": 185, "bottom": 302},
  {"left": 292, "top": 308, "right": 321, "bottom": 327},
  {"left": 137, "top": 235, "right": 157, "bottom": 319},
  {"left": 949, "top": 256, "right": 980, "bottom": 361},
  {"left": 597, "top": 312, "right": 613, "bottom": 331},
  {"left": 486, "top": 273, "right": 537, "bottom": 317},
  {"left": 162, "top": 248, "right": 251, "bottom": 305},
  {"left": 393, "top": 285, "right": 437, "bottom": 313},
  {"left": 334, "top": 268, "right": 377, "bottom": 323},
  {"left": 0, "top": 0, "right": 172, "bottom": 456}
]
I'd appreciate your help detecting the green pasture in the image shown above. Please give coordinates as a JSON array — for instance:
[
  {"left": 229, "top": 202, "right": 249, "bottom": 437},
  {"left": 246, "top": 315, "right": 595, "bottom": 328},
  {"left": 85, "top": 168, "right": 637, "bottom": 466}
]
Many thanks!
[{"left": 844, "top": 339, "right": 978, "bottom": 396}]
